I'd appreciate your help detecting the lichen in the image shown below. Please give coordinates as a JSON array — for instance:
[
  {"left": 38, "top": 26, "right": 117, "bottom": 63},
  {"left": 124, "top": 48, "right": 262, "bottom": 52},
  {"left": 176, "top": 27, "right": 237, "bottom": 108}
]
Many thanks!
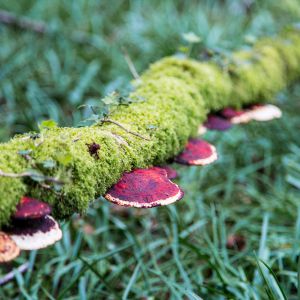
[{"left": 0, "top": 28, "right": 299, "bottom": 227}]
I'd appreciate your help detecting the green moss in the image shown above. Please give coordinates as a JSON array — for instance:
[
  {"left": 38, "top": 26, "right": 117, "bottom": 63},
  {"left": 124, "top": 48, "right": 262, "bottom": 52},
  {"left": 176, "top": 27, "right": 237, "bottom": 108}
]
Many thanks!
[
  {"left": 140, "top": 57, "right": 233, "bottom": 111},
  {"left": 0, "top": 140, "right": 31, "bottom": 225},
  {"left": 256, "top": 34, "right": 300, "bottom": 82},
  {"left": 0, "top": 29, "right": 299, "bottom": 227},
  {"left": 228, "top": 44, "right": 286, "bottom": 106}
]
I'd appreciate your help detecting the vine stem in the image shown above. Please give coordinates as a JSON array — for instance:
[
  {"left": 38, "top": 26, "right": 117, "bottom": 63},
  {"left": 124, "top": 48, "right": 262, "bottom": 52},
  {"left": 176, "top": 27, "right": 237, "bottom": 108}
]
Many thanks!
[
  {"left": 0, "top": 169, "right": 64, "bottom": 184},
  {"left": 101, "top": 119, "right": 151, "bottom": 141}
]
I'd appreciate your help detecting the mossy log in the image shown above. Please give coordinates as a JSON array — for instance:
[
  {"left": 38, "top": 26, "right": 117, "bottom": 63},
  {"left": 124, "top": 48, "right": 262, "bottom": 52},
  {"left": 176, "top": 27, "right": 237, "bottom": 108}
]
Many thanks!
[{"left": 1, "top": 28, "right": 300, "bottom": 227}]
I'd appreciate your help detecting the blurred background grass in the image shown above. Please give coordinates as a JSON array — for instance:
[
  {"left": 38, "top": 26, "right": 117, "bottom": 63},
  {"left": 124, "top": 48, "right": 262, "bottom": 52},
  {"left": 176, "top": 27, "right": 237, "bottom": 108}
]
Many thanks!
[{"left": 0, "top": 0, "right": 300, "bottom": 299}]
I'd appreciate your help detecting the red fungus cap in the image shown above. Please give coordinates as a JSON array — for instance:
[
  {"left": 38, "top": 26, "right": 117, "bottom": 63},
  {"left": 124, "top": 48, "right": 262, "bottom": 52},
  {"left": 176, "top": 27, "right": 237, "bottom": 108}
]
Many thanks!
[
  {"left": 159, "top": 166, "right": 178, "bottom": 180},
  {"left": 221, "top": 105, "right": 282, "bottom": 124},
  {"left": 104, "top": 167, "right": 184, "bottom": 208},
  {"left": 13, "top": 197, "right": 51, "bottom": 220},
  {"left": 175, "top": 138, "right": 217, "bottom": 166},
  {"left": 7, "top": 216, "right": 62, "bottom": 250},
  {"left": 221, "top": 107, "right": 245, "bottom": 119},
  {"left": 204, "top": 115, "right": 232, "bottom": 131},
  {"left": 221, "top": 107, "right": 252, "bottom": 124},
  {"left": 0, "top": 232, "right": 20, "bottom": 263}
]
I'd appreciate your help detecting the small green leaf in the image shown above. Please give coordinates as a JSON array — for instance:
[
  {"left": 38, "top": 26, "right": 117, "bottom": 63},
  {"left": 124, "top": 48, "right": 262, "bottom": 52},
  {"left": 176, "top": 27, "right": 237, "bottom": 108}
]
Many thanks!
[
  {"left": 147, "top": 124, "right": 157, "bottom": 130},
  {"left": 26, "top": 169, "right": 45, "bottom": 182},
  {"left": 86, "top": 114, "right": 101, "bottom": 122},
  {"left": 42, "top": 159, "right": 56, "bottom": 169},
  {"left": 182, "top": 32, "right": 201, "bottom": 44},
  {"left": 178, "top": 46, "right": 189, "bottom": 53},
  {"left": 18, "top": 150, "right": 32, "bottom": 156},
  {"left": 39, "top": 120, "right": 58, "bottom": 130},
  {"left": 101, "top": 92, "right": 119, "bottom": 105},
  {"left": 53, "top": 184, "right": 63, "bottom": 192}
]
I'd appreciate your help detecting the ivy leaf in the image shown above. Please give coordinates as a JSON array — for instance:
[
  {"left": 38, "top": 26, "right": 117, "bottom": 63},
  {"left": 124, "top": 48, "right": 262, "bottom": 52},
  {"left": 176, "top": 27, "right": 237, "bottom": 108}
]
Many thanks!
[
  {"left": 18, "top": 150, "right": 32, "bottom": 156},
  {"left": 86, "top": 114, "right": 101, "bottom": 122},
  {"left": 26, "top": 169, "right": 45, "bottom": 182},
  {"left": 53, "top": 184, "right": 63, "bottom": 192},
  {"left": 101, "top": 92, "right": 119, "bottom": 105},
  {"left": 42, "top": 159, "right": 56, "bottom": 169},
  {"left": 147, "top": 124, "right": 157, "bottom": 130}
]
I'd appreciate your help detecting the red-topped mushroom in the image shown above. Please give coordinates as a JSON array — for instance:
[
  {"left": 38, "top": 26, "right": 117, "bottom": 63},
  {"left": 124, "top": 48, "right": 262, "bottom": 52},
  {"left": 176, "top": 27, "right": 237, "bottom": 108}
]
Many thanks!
[
  {"left": 204, "top": 115, "right": 232, "bottom": 131},
  {"left": 245, "top": 104, "right": 282, "bottom": 122},
  {"left": 6, "top": 216, "right": 62, "bottom": 250},
  {"left": 221, "top": 107, "right": 250, "bottom": 124},
  {"left": 221, "top": 104, "right": 282, "bottom": 124},
  {"left": 104, "top": 167, "right": 184, "bottom": 208},
  {"left": 159, "top": 166, "right": 178, "bottom": 180},
  {"left": 175, "top": 138, "right": 217, "bottom": 166},
  {"left": 0, "top": 232, "right": 20, "bottom": 263},
  {"left": 13, "top": 197, "right": 51, "bottom": 220},
  {"left": 221, "top": 107, "right": 245, "bottom": 119}
]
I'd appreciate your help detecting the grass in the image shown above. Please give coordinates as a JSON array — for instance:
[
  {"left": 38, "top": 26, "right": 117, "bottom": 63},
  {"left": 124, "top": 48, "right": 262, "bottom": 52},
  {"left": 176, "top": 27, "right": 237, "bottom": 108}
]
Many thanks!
[{"left": 1, "top": 0, "right": 300, "bottom": 299}]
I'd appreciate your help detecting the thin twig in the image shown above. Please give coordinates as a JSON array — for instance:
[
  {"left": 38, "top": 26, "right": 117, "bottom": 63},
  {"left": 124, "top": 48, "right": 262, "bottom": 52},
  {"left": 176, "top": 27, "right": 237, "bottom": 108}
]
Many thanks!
[
  {"left": 0, "top": 9, "right": 98, "bottom": 47},
  {"left": 0, "top": 262, "right": 29, "bottom": 286},
  {"left": 0, "top": 169, "right": 64, "bottom": 184},
  {"left": 0, "top": 10, "right": 46, "bottom": 34},
  {"left": 0, "top": 169, "right": 34, "bottom": 178},
  {"left": 121, "top": 47, "right": 140, "bottom": 80},
  {"left": 39, "top": 182, "right": 61, "bottom": 196},
  {"left": 101, "top": 130, "right": 129, "bottom": 146},
  {"left": 101, "top": 119, "right": 150, "bottom": 141}
]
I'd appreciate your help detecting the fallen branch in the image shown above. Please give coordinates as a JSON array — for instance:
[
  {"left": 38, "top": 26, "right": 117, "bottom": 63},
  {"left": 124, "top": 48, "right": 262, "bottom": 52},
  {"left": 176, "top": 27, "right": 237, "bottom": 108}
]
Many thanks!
[
  {"left": 0, "top": 27, "right": 299, "bottom": 227},
  {"left": 0, "top": 9, "right": 99, "bottom": 47}
]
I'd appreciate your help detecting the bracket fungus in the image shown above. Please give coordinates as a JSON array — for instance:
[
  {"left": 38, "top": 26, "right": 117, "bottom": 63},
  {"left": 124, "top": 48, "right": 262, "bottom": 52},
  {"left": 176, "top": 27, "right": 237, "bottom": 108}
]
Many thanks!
[
  {"left": 197, "top": 125, "right": 207, "bottom": 135},
  {"left": 5, "top": 216, "right": 62, "bottom": 251},
  {"left": 243, "top": 104, "right": 282, "bottom": 122},
  {"left": 175, "top": 138, "right": 218, "bottom": 166},
  {"left": 13, "top": 197, "right": 51, "bottom": 220},
  {"left": 104, "top": 167, "right": 184, "bottom": 208},
  {"left": 204, "top": 115, "right": 232, "bottom": 131},
  {"left": 159, "top": 166, "right": 178, "bottom": 180},
  {"left": 221, "top": 107, "right": 245, "bottom": 119},
  {"left": 221, "top": 104, "right": 282, "bottom": 124},
  {"left": 0, "top": 197, "right": 61, "bottom": 259},
  {"left": 0, "top": 232, "right": 20, "bottom": 263}
]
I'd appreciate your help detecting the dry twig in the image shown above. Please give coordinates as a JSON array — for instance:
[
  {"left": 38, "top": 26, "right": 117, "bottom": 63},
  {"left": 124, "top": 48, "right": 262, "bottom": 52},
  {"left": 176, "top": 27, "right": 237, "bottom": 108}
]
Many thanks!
[{"left": 101, "top": 119, "right": 150, "bottom": 141}]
